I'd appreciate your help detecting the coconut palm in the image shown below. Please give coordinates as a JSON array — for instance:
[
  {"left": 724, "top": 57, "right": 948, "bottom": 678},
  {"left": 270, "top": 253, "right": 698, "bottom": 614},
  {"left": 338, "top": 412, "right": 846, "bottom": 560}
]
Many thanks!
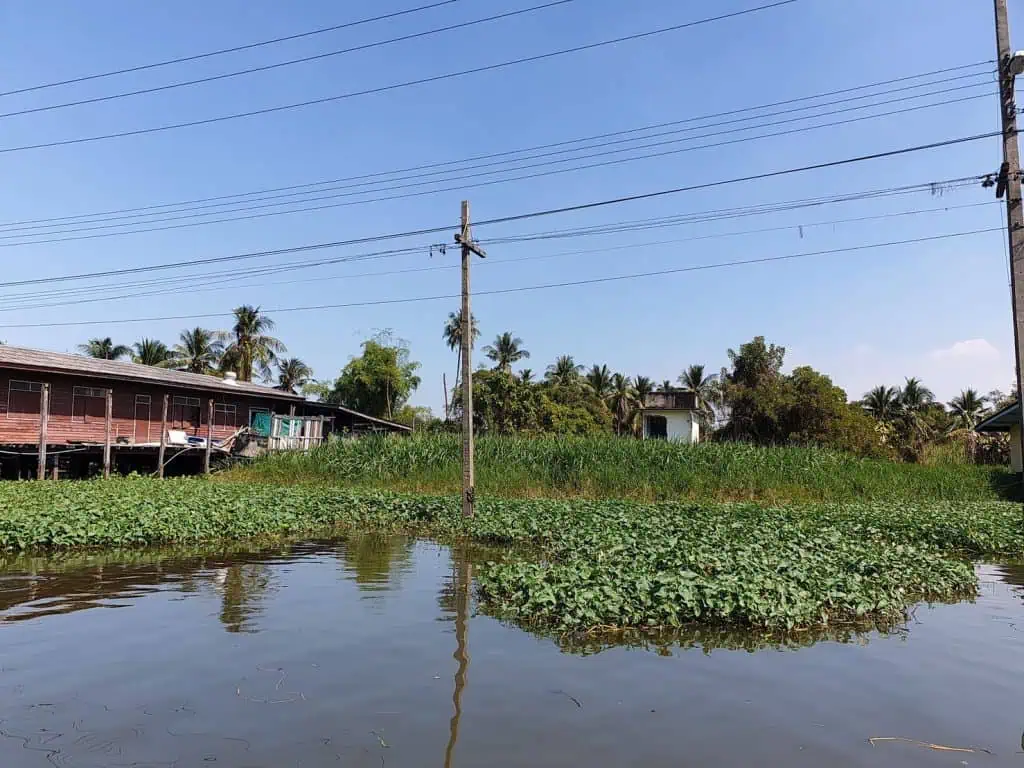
[
  {"left": 483, "top": 332, "right": 530, "bottom": 373},
  {"left": 631, "top": 376, "right": 655, "bottom": 436},
  {"left": 608, "top": 373, "right": 635, "bottom": 436},
  {"left": 862, "top": 385, "right": 901, "bottom": 421},
  {"left": 131, "top": 338, "right": 170, "bottom": 367},
  {"left": 171, "top": 327, "right": 223, "bottom": 374},
  {"left": 442, "top": 309, "right": 479, "bottom": 418},
  {"left": 276, "top": 358, "right": 313, "bottom": 394},
  {"left": 678, "top": 364, "right": 719, "bottom": 430},
  {"left": 519, "top": 368, "right": 534, "bottom": 384},
  {"left": 218, "top": 305, "right": 285, "bottom": 382},
  {"left": 900, "top": 377, "right": 935, "bottom": 412},
  {"left": 545, "top": 355, "right": 583, "bottom": 387},
  {"left": 660, "top": 380, "right": 673, "bottom": 392},
  {"left": 78, "top": 337, "right": 130, "bottom": 360},
  {"left": 586, "top": 364, "right": 614, "bottom": 400},
  {"left": 948, "top": 388, "right": 988, "bottom": 430}
]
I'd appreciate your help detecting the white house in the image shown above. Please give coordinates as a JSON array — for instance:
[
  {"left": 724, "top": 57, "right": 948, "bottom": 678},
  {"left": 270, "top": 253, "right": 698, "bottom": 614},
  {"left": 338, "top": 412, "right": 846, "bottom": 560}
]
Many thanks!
[
  {"left": 975, "top": 401, "right": 1022, "bottom": 473},
  {"left": 640, "top": 390, "right": 700, "bottom": 444}
]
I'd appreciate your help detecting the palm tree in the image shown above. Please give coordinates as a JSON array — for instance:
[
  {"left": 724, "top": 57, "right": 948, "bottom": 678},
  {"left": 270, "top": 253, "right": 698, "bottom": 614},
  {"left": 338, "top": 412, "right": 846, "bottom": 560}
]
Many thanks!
[
  {"left": 276, "top": 358, "right": 313, "bottom": 394},
  {"left": 900, "top": 377, "right": 935, "bottom": 412},
  {"left": 218, "top": 305, "right": 285, "bottom": 382},
  {"left": 660, "top": 380, "right": 673, "bottom": 392},
  {"left": 678, "top": 364, "right": 718, "bottom": 430},
  {"left": 609, "top": 373, "right": 635, "bottom": 436},
  {"left": 171, "top": 327, "right": 223, "bottom": 374},
  {"left": 483, "top": 332, "right": 530, "bottom": 373},
  {"left": 631, "top": 376, "right": 654, "bottom": 436},
  {"left": 519, "top": 368, "right": 534, "bottom": 384},
  {"left": 442, "top": 309, "right": 479, "bottom": 418},
  {"left": 948, "top": 388, "right": 988, "bottom": 430},
  {"left": 132, "top": 338, "right": 170, "bottom": 367},
  {"left": 862, "top": 385, "right": 901, "bottom": 421},
  {"left": 77, "top": 337, "right": 130, "bottom": 360},
  {"left": 586, "top": 364, "right": 614, "bottom": 400},
  {"left": 545, "top": 355, "right": 583, "bottom": 387}
]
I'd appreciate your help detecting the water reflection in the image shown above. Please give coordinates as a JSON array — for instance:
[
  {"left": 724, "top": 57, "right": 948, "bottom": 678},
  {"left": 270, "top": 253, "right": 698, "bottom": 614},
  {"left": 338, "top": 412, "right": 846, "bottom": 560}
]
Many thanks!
[{"left": 1, "top": 540, "right": 1023, "bottom": 766}]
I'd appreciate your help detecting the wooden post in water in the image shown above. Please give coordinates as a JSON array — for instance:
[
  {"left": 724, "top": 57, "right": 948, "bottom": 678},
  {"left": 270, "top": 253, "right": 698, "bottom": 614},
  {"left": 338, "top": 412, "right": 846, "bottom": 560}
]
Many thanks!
[
  {"left": 102, "top": 388, "right": 113, "bottom": 479},
  {"left": 157, "top": 394, "right": 169, "bottom": 478},
  {"left": 37, "top": 383, "right": 49, "bottom": 480},
  {"left": 204, "top": 398, "right": 214, "bottom": 474}
]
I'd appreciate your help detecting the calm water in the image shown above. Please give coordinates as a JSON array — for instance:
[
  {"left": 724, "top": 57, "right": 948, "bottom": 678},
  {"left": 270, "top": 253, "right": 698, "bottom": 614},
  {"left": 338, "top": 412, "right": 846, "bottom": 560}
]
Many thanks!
[{"left": 1, "top": 537, "right": 1022, "bottom": 767}]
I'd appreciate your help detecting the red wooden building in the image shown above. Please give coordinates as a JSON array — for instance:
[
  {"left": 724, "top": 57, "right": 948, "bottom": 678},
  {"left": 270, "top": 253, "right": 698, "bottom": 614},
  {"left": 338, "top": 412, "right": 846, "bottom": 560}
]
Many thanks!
[{"left": 0, "top": 345, "right": 407, "bottom": 479}]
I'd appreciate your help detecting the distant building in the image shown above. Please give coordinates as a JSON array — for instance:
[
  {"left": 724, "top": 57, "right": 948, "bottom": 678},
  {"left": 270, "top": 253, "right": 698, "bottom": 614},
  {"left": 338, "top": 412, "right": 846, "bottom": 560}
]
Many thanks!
[
  {"left": 975, "top": 401, "right": 1022, "bottom": 472},
  {"left": 0, "top": 344, "right": 408, "bottom": 479},
  {"left": 639, "top": 389, "right": 700, "bottom": 443}
]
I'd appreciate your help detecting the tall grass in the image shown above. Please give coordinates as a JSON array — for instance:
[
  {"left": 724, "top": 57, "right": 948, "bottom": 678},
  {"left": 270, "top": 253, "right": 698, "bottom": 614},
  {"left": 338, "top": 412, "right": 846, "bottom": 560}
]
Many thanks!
[{"left": 223, "top": 434, "right": 1016, "bottom": 503}]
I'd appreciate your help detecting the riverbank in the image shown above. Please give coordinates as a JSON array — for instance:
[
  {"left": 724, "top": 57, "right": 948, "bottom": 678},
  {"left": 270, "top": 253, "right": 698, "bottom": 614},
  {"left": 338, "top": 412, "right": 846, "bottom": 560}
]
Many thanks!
[
  {"left": 3, "top": 478, "right": 1021, "bottom": 632},
  {"left": 220, "top": 435, "right": 1016, "bottom": 503}
]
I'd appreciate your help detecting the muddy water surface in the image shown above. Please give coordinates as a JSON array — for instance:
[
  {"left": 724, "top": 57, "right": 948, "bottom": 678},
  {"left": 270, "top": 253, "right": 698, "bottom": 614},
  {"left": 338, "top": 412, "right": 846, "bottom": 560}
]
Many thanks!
[{"left": 1, "top": 536, "right": 1022, "bottom": 767}]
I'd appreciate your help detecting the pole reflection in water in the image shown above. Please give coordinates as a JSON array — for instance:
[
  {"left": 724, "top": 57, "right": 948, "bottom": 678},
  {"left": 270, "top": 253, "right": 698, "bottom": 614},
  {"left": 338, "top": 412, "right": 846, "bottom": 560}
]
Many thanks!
[{"left": 444, "top": 551, "right": 472, "bottom": 768}]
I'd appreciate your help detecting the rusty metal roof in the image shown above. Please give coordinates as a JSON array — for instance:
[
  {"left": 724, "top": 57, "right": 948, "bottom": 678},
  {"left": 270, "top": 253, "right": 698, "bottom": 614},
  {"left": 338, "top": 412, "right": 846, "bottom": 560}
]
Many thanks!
[
  {"left": 642, "top": 390, "right": 698, "bottom": 411},
  {"left": 0, "top": 344, "right": 305, "bottom": 401}
]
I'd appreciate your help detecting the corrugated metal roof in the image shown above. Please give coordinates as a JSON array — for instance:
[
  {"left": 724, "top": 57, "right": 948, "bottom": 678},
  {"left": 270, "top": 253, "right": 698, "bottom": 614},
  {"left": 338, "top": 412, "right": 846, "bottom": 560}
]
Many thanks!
[
  {"left": 0, "top": 344, "right": 304, "bottom": 401},
  {"left": 976, "top": 401, "right": 1020, "bottom": 432}
]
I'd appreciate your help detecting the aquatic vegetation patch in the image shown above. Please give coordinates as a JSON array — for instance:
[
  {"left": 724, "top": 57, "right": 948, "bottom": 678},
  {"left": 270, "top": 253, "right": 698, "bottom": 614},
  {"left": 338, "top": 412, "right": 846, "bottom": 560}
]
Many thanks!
[{"left": 0, "top": 478, "right": 1018, "bottom": 631}]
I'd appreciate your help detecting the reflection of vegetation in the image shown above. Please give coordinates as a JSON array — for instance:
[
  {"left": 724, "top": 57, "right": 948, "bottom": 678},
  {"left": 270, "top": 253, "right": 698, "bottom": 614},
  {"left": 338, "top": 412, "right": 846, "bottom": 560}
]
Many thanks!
[
  {"left": 338, "top": 533, "right": 414, "bottom": 592},
  {"left": 218, "top": 563, "right": 272, "bottom": 633}
]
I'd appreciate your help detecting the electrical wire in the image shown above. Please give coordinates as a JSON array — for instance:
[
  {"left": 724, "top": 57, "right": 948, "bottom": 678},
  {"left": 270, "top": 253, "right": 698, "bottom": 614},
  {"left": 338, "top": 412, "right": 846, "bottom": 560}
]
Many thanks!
[
  {"left": 0, "top": 69, "right": 993, "bottom": 236},
  {"left": 0, "top": 1, "right": 577, "bottom": 119},
  {"left": 0, "top": 60, "right": 990, "bottom": 230},
  {"left": 0, "top": 199, "right": 997, "bottom": 314},
  {"left": 0, "top": 1, "right": 798, "bottom": 154},
  {"left": 0, "top": 227, "right": 1002, "bottom": 329},
  {"left": 0, "top": 91, "right": 996, "bottom": 248},
  {"left": 0, "top": 132, "right": 997, "bottom": 289},
  {"left": 0, "top": 0, "right": 461, "bottom": 98},
  {"left": 0, "top": 176, "right": 987, "bottom": 301}
]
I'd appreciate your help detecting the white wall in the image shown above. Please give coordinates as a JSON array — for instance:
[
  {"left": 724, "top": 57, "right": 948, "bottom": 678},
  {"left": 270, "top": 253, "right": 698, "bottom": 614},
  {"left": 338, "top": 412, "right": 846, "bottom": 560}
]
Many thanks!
[{"left": 643, "top": 410, "right": 699, "bottom": 444}]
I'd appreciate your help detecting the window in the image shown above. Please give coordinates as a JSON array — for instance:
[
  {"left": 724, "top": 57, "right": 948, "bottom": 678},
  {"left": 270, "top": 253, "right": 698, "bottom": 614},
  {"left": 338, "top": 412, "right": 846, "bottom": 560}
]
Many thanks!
[
  {"left": 7, "top": 380, "right": 42, "bottom": 418},
  {"left": 645, "top": 415, "right": 668, "bottom": 440},
  {"left": 135, "top": 394, "right": 151, "bottom": 405},
  {"left": 172, "top": 395, "right": 202, "bottom": 431},
  {"left": 214, "top": 403, "right": 237, "bottom": 428},
  {"left": 72, "top": 386, "right": 108, "bottom": 423}
]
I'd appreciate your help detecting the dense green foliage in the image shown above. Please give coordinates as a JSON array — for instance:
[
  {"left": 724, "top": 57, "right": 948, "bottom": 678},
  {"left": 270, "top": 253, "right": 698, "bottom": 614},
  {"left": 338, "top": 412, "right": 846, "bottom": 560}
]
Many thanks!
[
  {"left": 318, "top": 334, "right": 422, "bottom": 420},
  {"left": 2, "top": 478, "right": 1020, "bottom": 632},
  {"left": 227, "top": 434, "right": 1015, "bottom": 503}
]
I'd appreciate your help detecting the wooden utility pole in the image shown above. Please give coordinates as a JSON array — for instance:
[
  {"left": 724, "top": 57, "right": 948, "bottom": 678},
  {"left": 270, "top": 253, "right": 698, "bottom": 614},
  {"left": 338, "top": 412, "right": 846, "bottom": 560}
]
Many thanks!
[
  {"left": 204, "top": 398, "right": 214, "bottom": 474},
  {"left": 37, "top": 383, "right": 49, "bottom": 480},
  {"left": 454, "top": 200, "right": 486, "bottom": 517},
  {"left": 995, "top": 0, "right": 1024, "bottom": 469},
  {"left": 443, "top": 373, "right": 450, "bottom": 422},
  {"left": 157, "top": 394, "right": 169, "bottom": 478},
  {"left": 102, "top": 389, "right": 113, "bottom": 479}
]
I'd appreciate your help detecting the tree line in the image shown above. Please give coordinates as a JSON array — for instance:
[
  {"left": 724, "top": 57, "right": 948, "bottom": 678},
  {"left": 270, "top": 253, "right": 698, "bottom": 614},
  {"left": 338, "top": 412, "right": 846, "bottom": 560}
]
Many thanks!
[{"left": 76, "top": 305, "right": 313, "bottom": 393}]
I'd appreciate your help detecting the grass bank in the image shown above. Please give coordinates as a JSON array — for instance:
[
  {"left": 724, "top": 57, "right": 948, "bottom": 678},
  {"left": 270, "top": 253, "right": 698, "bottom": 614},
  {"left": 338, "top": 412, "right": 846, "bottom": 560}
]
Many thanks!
[
  {"left": 3, "top": 478, "right": 1022, "bottom": 632},
  {"left": 222, "top": 434, "right": 1015, "bottom": 503}
]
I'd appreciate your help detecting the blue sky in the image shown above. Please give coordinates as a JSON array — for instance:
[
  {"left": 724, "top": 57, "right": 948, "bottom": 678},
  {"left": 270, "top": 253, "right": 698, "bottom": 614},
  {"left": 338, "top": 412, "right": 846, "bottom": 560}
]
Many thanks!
[{"left": 0, "top": 0, "right": 1019, "bottom": 413}]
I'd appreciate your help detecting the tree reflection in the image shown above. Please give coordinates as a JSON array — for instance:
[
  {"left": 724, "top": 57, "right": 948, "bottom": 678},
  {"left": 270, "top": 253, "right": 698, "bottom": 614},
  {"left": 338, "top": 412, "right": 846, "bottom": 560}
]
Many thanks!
[
  {"left": 338, "top": 534, "right": 414, "bottom": 593},
  {"left": 217, "top": 563, "right": 272, "bottom": 633}
]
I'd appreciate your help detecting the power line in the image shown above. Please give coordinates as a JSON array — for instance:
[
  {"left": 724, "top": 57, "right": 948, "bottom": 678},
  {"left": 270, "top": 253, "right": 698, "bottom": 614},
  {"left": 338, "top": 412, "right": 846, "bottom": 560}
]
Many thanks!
[
  {"left": 0, "top": 91, "right": 995, "bottom": 248},
  {"left": 0, "top": 228, "right": 1002, "bottom": 329},
  {"left": 0, "top": 177, "right": 984, "bottom": 306},
  {"left": 0, "top": 132, "right": 997, "bottom": 289},
  {"left": 0, "top": 1, "right": 576, "bottom": 120},
  {"left": 0, "top": 68, "right": 992, "bottom": 237},
  {"left": 0, "top": 1, "right": 798, "bottom": 155},
  {"left": 0, "top": 199, "right": 996, "bottom": 314},
  {"left": 0, "top": 60, "right": 990, "bottom": 230},
  {"left": 0, "top": 0, "right": 461, "bottom": 98}
]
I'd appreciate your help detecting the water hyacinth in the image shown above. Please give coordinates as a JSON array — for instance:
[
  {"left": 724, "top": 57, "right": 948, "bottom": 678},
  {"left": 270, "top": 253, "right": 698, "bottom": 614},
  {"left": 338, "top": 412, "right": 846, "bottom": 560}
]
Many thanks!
[{"left": 1, "top": 478, "right": 1020, "bottom": 632}]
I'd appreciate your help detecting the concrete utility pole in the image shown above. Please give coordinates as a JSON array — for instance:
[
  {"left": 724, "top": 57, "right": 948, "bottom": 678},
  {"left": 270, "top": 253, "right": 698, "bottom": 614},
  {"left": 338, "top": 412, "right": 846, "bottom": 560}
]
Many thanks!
[
  {"left": 994, "top": 0, "right": 1024, "bottom": 469},
  {"left": 454, "top": 200, "right": 486, "bottom": 517},
  {"left": 37, "top": 383, "right": 49, "bottom": 480}
]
